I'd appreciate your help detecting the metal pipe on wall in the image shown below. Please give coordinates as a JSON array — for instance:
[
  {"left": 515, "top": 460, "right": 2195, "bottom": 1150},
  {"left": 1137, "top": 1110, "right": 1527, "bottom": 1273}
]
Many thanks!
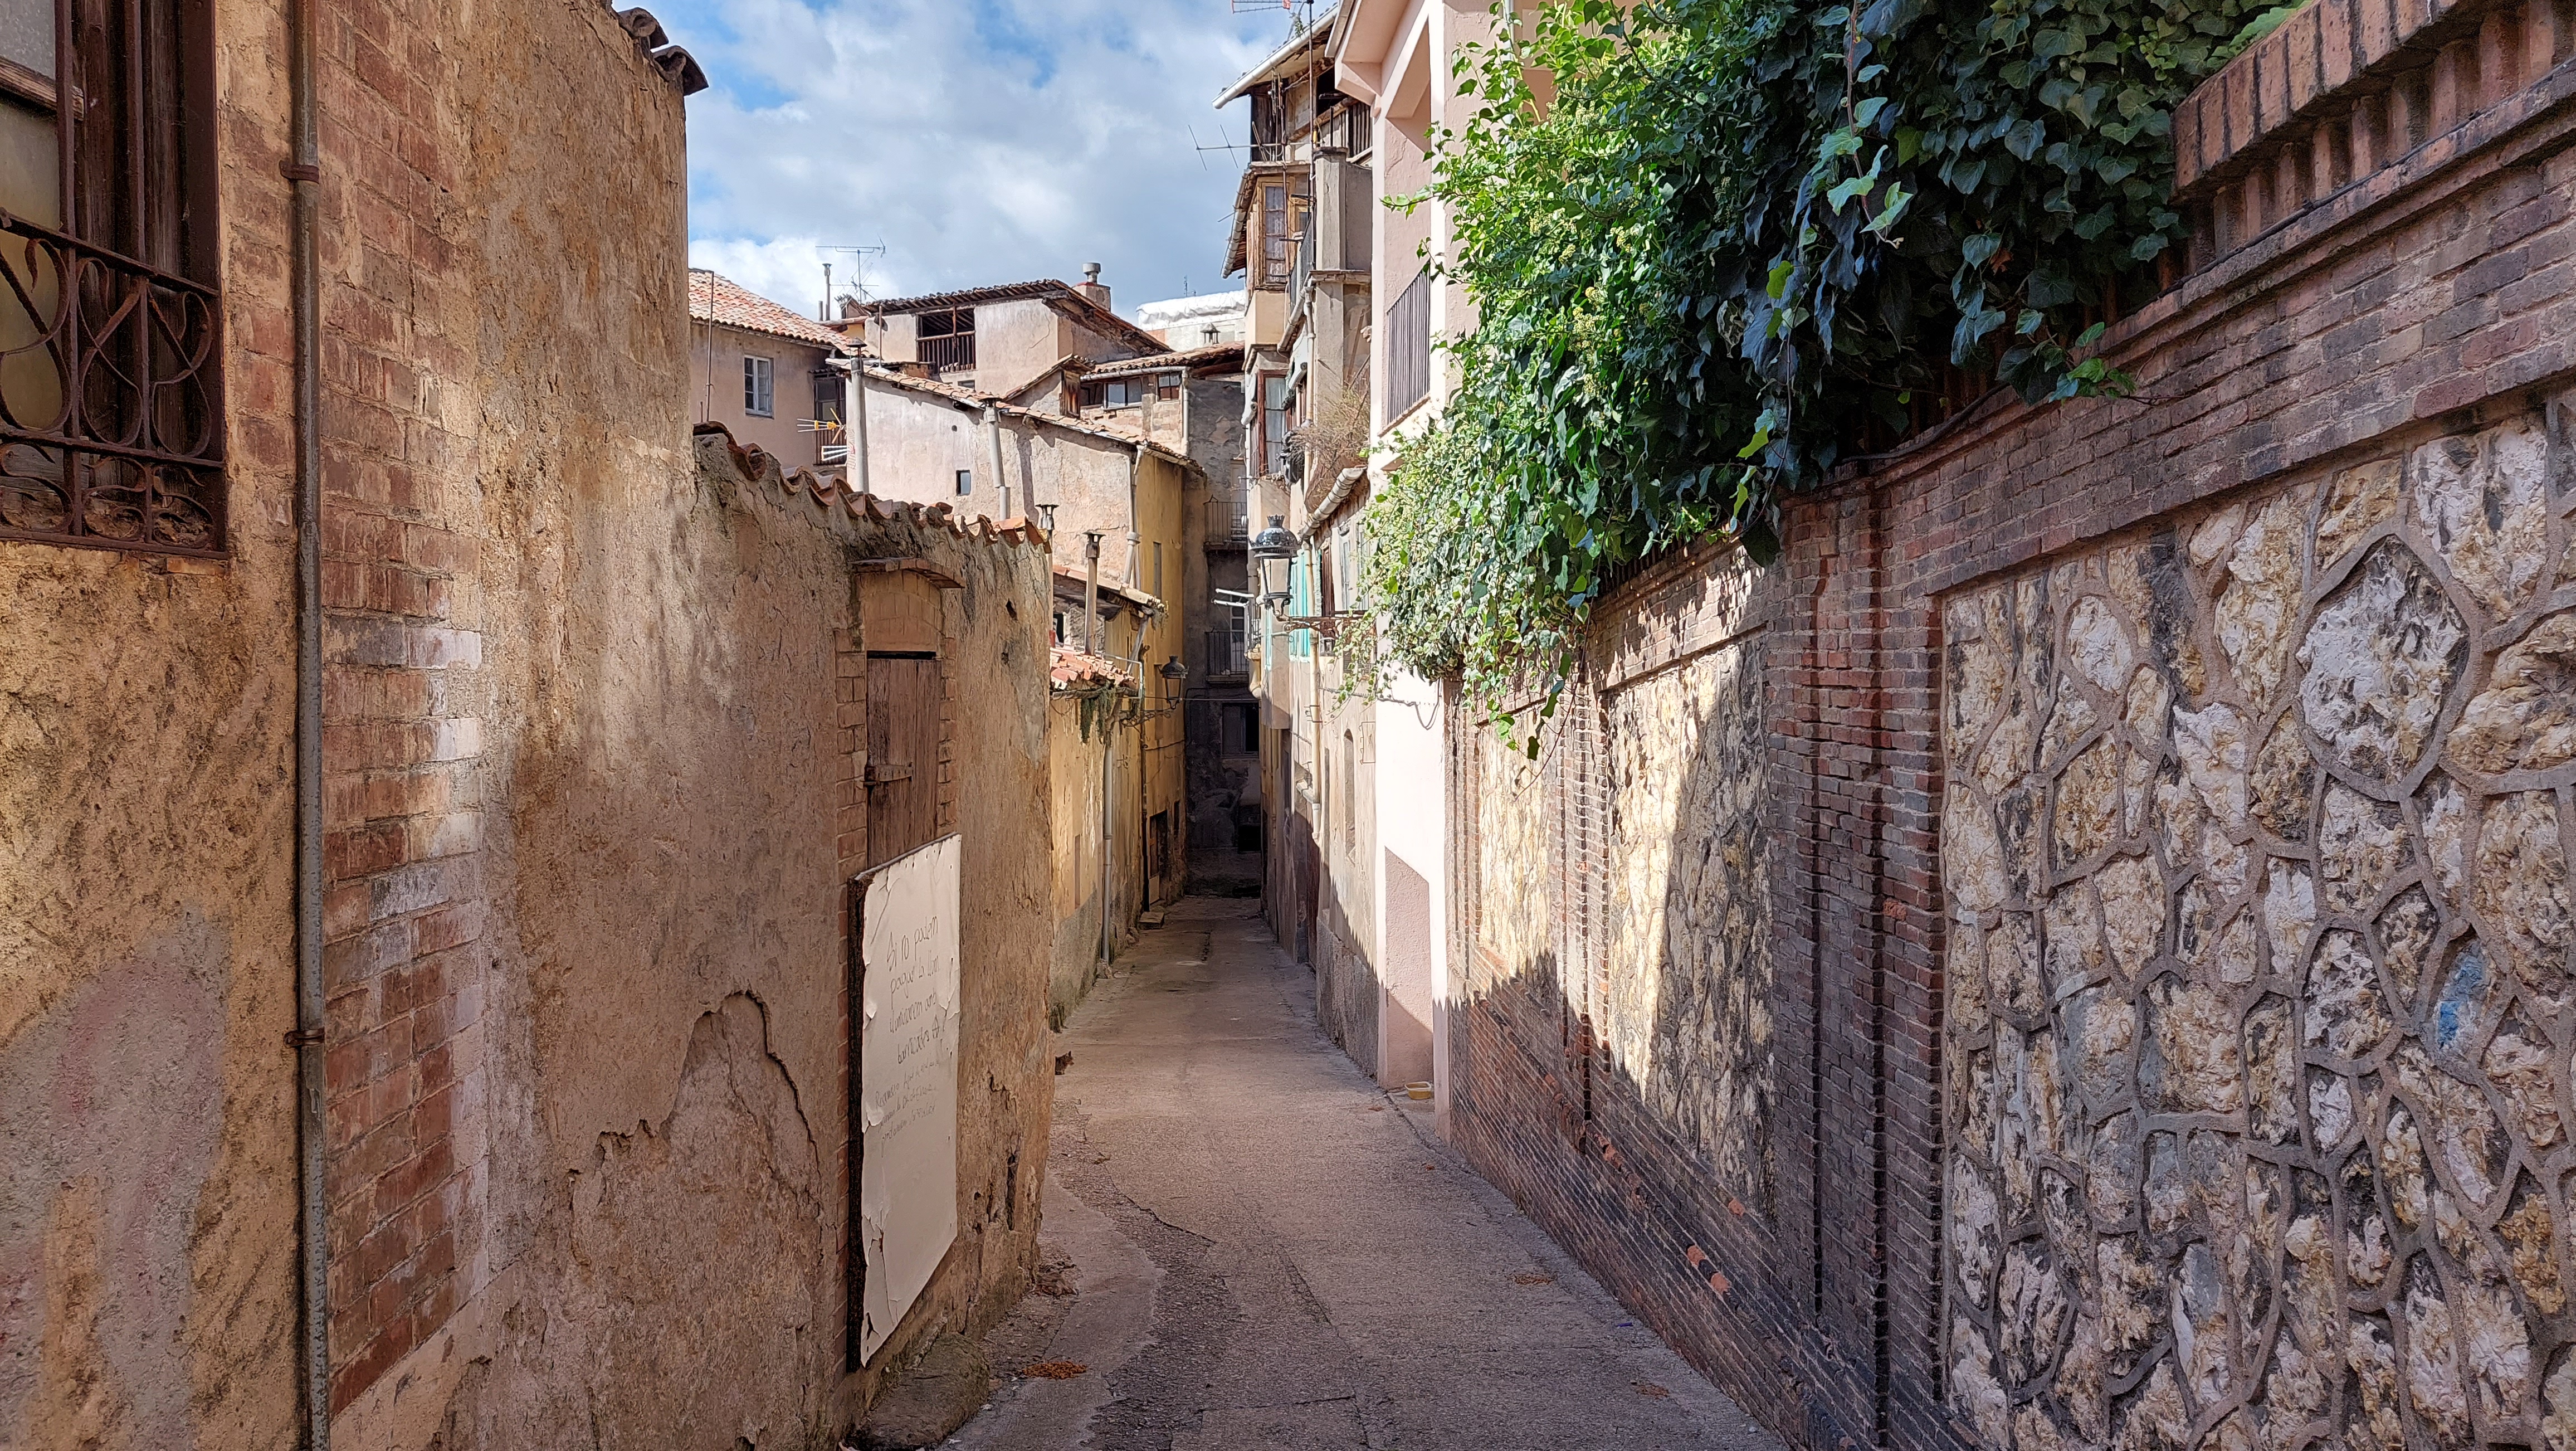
[
  {"left": 286, "top": 0, "right": 330, "bottom": 1436},
  {"left": 843, "top": 358, "right": 871, "bottom": 494},
  {"left": 985, "top": 405, "right": 1010, "bottom": 519}
]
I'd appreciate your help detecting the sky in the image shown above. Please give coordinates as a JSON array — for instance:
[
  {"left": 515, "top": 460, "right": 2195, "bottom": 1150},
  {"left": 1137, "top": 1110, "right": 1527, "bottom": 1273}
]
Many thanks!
[{"left": 655, "top": 0, "right": 1316, "bottom": 322}]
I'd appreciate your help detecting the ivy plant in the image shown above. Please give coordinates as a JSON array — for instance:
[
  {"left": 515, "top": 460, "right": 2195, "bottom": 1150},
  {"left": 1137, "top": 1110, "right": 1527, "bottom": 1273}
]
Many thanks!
[{"left": 1367, "top": 0, "right": 2265, "bottom": 722}]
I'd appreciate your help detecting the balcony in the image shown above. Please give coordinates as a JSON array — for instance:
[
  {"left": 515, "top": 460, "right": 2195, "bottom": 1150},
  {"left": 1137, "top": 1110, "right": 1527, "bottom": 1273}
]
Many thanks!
[
  {"left": 1206, "top": 629, "right": 1249, "bottom": 681},
  {"left": 1205, "top": 497, "right": 1248, "bottom": 550},
  {"left": 919, "top": 333, "right": 976, "bottom": 376}
]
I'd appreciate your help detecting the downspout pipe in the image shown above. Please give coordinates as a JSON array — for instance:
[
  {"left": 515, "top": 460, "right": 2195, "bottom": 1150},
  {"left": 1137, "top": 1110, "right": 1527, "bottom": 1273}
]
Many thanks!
[
  {"left": 286, "top": 0, "right": 330, "bottom": 1439},
  {"left": 842, "top": 358, "right": 871, "bottom": 494},
  {"left": 985, "top": 405, "right": 1010, "bottom": 519}
]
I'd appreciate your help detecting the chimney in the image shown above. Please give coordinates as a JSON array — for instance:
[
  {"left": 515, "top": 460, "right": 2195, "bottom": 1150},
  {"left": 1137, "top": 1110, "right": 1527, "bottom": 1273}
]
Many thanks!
[{"left": 1077, "top": 262, "right": 1111, "bottom": 310}]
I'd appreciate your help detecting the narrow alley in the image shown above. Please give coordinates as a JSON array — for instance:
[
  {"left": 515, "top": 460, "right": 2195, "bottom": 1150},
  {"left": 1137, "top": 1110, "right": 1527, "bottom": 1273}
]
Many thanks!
[{"left": 945, "top": 898, "right": 1784, "bottom": 1451}]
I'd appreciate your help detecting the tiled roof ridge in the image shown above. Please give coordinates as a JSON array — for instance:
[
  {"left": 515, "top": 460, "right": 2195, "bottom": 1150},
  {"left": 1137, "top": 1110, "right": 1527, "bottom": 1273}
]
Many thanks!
[
  {"left": 690, "top": 269, "right": 851, "bottom": 351},
  {"left": 1085, "top": 343, "right": 1244, "bottom": 377},
  {"left": 691, "top": 421, "right": 1051, "bottom": 552},
  {"left": 604, "top": 6, "right": 709, "bottom": 95}
]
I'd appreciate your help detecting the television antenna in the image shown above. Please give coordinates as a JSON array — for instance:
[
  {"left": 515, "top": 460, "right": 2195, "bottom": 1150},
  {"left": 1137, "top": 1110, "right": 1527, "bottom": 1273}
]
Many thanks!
[{"left": 818, "top": 242, "right": 887, "bottom": 321}]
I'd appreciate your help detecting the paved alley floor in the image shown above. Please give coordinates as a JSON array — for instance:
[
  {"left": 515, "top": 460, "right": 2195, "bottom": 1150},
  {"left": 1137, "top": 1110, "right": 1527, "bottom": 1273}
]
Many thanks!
[{"left": 947, "top": 895, "right": 1785, "bottom": 1451}]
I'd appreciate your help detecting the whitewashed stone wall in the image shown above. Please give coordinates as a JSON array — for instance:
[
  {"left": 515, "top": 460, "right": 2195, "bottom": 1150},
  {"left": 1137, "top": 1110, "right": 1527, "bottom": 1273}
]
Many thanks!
[{"left": 1942, "top": 392, "right": 2576, "bottom": 1451}]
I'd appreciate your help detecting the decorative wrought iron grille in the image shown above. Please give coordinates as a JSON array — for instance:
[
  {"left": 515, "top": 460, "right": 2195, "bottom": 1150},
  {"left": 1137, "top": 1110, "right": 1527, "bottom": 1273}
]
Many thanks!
[{"left": 0, "top": 0, "right": 223, "bottom": 556}]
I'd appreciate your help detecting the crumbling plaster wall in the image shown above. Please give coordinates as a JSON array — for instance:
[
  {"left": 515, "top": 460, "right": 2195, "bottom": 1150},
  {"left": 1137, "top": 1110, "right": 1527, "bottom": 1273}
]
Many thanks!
[
  {"left": 1942, "top": 392, "right": 2576, "bottom": 1451},
  {"left": 1051, "top": 692, "right": 1113, "bottom": 1019}
]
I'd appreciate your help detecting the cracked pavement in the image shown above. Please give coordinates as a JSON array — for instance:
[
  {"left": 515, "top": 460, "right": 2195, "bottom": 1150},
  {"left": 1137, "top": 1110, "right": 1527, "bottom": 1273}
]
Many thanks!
[{"left": 947, "top": 896, "right": 1786, "bottom": 1451}]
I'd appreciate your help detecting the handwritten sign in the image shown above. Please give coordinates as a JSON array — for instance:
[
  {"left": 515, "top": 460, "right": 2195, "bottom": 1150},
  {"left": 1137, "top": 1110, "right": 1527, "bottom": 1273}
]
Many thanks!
[{"left": 857, "top": 832, "right": 962, "bottom": 1364}]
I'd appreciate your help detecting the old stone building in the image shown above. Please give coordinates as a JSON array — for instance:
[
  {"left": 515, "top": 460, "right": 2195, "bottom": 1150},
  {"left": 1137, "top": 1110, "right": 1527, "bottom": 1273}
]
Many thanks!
[
  {"left": 1394, "top": 0, "right": 2576, "bottom": 1448},
  {"left": 845, "top": 272, "right": 1167, "bottom": 400},
  {"left": 0, "top": 3, "right": 1057, "bottom": 1446}
]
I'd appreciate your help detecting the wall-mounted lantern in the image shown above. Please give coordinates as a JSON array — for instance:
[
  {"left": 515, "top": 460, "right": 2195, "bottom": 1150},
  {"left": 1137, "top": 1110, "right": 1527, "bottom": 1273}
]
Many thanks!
[{"left": 1250, "top": 514, "right": 1296, "bottom": 605}]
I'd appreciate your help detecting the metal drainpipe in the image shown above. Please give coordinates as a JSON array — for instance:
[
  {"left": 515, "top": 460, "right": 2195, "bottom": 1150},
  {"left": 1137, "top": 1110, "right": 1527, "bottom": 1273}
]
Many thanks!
[
  {"left": 984, "top": 405, "right": 1009, "bottom": 519},
  {"left": 286, "top": 0, "right": 330, "bottom": 1438},
  {"left": 844, "top": 357, "right": 871, "bottom": 494}
]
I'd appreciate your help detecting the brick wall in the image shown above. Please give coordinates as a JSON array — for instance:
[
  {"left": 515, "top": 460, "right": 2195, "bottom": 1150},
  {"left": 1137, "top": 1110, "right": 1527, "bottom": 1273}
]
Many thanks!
[
  {"left": 314, "top": 0, "right": 497, "bottom": 1405},
  {"left": 1440, "top": 0, "right": 2576, "bottom": 1444}
]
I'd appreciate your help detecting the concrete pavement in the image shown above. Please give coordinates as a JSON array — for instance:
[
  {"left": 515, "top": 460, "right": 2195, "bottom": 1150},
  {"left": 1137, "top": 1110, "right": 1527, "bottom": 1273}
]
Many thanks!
[{"left": 945, "top": 895, "right": 1785, "bottom": 1451}]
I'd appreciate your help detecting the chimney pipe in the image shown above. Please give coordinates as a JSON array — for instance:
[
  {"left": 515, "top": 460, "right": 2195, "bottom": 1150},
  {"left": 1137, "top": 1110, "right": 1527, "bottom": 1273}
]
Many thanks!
[{"left": 1077, "top": 261, "right": 1111, "bottom": 310}]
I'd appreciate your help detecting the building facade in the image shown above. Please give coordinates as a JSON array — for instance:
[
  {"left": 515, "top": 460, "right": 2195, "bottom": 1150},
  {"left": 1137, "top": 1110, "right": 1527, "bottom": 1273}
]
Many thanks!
[
  {"left": 690, "top": 267, "right": 852, "bottom": 471},
  {"left": 846, "top": 271, "right": 1167, "bottom": 400},
  {"left": 854, "top": 366, "right": 1194, "bottom": 931}
]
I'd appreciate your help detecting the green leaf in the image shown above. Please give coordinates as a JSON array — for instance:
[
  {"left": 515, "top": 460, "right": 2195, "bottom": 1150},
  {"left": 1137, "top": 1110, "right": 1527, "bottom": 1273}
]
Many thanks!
[
  {"left": 1853, "top": 95, "right": 1889, "bottom": 126},
  {"left": 1827, "top": 173, "right": 1878, "bottom": 208}
]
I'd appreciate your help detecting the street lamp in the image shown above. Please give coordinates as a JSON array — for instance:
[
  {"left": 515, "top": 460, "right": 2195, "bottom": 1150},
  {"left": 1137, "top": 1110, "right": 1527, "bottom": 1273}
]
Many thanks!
[{"left": 1249, "top": 514, "right": 1296, "bottom": 605}]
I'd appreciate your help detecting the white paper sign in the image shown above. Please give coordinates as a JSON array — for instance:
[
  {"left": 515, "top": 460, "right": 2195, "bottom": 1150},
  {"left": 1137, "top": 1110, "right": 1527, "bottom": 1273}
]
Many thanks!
[{"left": 857, "top": 832, "right": 962, "bottom": 1364}]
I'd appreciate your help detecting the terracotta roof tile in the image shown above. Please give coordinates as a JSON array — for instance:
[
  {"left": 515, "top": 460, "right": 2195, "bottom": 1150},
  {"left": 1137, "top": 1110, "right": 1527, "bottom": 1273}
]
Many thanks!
[
  {"left": 689, "top": 269, "right": 851, "bottom": 351},
  {"left": 1050, "top": 646, "right": 1134, "bottom": 689},
  {"left": 1084, "top": 343, "right": 1244, "bottom": 378}
]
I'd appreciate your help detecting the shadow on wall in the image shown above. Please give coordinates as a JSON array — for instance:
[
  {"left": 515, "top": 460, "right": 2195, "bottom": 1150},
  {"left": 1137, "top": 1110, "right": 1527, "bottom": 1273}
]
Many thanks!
[{"left": 1438, "top": 592, "right": 1842, "bottom": 1449}]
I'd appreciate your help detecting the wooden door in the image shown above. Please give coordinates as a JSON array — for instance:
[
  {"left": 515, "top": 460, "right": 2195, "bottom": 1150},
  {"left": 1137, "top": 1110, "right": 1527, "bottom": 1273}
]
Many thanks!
[{"left": 866, "top": 656, "right": 941, "bottom": 868}]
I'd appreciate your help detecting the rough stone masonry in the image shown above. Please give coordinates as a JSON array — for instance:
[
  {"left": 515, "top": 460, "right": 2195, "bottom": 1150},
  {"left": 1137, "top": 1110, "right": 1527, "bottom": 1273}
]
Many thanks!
[{"left": 1943, "top": 397, "right": 2576, "bottom": 1451}]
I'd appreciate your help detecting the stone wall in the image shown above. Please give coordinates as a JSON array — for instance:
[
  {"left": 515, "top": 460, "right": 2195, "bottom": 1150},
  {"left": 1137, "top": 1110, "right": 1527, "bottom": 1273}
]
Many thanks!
[
  {"left": 1437, "top": 0, "right": 2576, "bottom": 1444},
  {"left": 1943, "top": 396, "right": 2576, "bottom": 1451}
]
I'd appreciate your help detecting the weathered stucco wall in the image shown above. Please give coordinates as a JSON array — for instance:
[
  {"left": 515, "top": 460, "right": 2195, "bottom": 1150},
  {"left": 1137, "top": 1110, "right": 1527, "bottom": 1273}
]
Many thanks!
[
  {"left": 1941, "top": 392, "right": 2576, "bottom": 1451},
  {"left": 5, "top": 0, "right": 330, "bottom": 1442},
  {"left": 1051, "top": 692, "right": 1113, "bottom": 1019},
  {"left": 691, "top": 318, "right": 839, "bottom": 470}
]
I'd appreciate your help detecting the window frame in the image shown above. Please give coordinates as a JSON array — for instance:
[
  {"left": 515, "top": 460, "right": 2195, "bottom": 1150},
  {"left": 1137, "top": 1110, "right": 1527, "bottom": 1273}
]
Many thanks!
[
  {"left": 743, "top": 355, "right": 775, "bottom": 417},
  {"left": 953, "top": 468, "right": 973, "bottom": 497},
  {"left": 0, "top": 0, "right": 227, "bottom": 557}
]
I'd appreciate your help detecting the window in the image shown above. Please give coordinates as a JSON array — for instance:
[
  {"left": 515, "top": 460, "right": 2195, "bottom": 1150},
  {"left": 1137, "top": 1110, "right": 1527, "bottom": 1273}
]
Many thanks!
[
  {"left": 1261, "top": 183, "right": 1287, "bottom": 287},
  {"left": 0, "top": 0, "right": 223, "bottom": 553},
  {"left": 1287, "top": 556, "right": 1311, "bottom": 659},
  {"left": 953, "top": 468, "right": 973, "bottom": 497},
  {"left": 1080, "top": 377, "right": 1152, "bottom": 408},
  {"left": 811, "top": 367, "right": 840, "bottom": 427},
  {"left": 1260, "top": 374, "right": 1289, "bottom": 476},
  {"left": 743, "top": 356, "right": 774, "bottom": 417},
  {"left": 1223, "top": 703, "right": 1258, "bottom": 755},
  {"left": 1385, "top": 270, "right": 1431, "bottom": 417}
]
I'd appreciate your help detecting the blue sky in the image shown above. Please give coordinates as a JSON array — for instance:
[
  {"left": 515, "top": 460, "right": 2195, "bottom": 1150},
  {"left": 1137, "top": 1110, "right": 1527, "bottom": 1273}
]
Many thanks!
[{"left": 655, "top": 0, "right": 1310, "bottom": 319}]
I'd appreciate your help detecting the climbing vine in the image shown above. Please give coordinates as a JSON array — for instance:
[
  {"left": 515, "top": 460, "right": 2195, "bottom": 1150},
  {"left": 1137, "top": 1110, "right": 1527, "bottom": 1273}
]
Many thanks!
[{"left": 1366, "top": 0, "right": 2270, "bottom": 718}]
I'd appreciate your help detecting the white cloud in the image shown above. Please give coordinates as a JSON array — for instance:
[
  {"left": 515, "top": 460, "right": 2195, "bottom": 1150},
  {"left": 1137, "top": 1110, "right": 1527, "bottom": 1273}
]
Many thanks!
[{"left": 657, "top": 0, "right": 1305, "bottom": 320}]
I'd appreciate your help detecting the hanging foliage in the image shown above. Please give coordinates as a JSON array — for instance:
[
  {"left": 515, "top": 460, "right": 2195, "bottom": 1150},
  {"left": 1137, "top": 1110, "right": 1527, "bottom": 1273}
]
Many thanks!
[{"left": 1366, "top": 0, "right": 2265, "bottom": 717}]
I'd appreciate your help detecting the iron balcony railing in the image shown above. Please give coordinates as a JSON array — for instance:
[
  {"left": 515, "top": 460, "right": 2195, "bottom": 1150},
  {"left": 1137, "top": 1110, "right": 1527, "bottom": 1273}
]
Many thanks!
[{"left": 1207, "top": 629, "right": 1249, "bottom": 680}]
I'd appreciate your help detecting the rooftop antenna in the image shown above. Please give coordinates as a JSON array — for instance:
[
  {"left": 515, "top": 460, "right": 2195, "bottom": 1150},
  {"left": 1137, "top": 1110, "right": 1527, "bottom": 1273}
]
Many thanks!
[{"left": 819, "top": 242, "right": 888, "bottom": 319}]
